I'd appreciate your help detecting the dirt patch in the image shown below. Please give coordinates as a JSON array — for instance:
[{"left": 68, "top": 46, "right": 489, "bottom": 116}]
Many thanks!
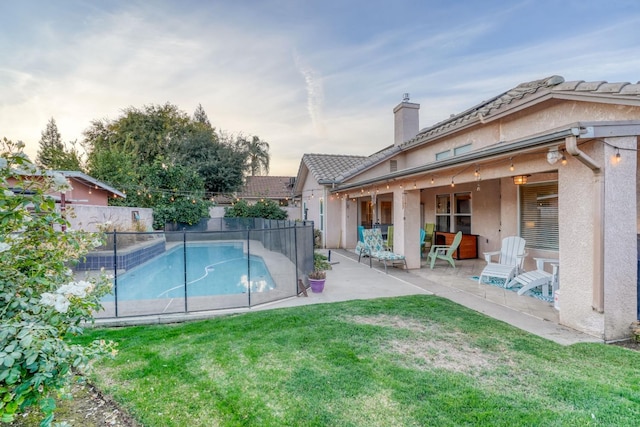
[
  {"left": 388, "top": 338, "right": 497, "bottom": 373},
  {"left": 610, "top": 340, "right": 640, "bottom": 352},
  {"left": 344, "top": 314, "right": 499, "bottom": 373},
  {"left": 8, "top": 381, "right": 139, "bottom": 427},
  {"left": 345, "top": 314, "right": 436, "bottom": 333}
]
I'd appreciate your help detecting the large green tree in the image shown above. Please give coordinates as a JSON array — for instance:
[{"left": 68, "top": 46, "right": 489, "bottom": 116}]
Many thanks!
[
  {"left": 83, "top": 103, "right": 259, "bottom": 228},
  {"left": 36, "top": 118, "right": 82, "bottom": 170},
  {"left": 172, "top": 128, "right": 245, "bottom": 194}
]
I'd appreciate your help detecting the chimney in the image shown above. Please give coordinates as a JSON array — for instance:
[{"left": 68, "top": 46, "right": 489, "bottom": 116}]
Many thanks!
[{"left": 393, "top": 93, "right": 420, "bottom": 146}]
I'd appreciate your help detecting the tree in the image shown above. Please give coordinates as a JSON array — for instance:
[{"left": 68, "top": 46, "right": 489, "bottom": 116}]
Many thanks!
[
  {"left": 173, "top": 128, "right": 245, "bottom": 194},
  {"left": 237, "top": 135, "right": 270, "bottom": 176},
  {"left": 1, "top": 138, "right": 115, "bottom": 424},
  {"left": 193, "top": 103, "right": 211, "bottom": 128},
  {"left": 83, "top": 103, "right": 193, "bottom": 169},
  {"left": 35, "top": 118, "right": 82, "bottom": 170}
]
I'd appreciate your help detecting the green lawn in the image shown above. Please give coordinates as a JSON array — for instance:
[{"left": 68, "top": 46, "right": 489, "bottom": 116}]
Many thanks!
[{"left": 75, "top": 295, "right": 639, "bottom": 426}]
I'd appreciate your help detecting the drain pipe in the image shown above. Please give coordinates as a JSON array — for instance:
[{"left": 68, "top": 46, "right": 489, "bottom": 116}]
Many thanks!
[{"left": 566, "top": 133, "right": 604, "bottom": 312}]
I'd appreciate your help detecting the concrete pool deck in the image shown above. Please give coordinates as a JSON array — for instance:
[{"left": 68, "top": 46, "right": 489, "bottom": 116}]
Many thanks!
[{"left": 95, "top": 249, "right": 602, "bottom": 346}]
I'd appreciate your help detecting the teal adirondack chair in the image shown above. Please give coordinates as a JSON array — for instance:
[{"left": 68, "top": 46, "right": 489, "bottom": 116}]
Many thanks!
[{"left": 427, "top": 231, "right": 463, "bottom": 269}]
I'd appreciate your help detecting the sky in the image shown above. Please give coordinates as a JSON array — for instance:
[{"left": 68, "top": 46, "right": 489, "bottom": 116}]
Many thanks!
[{"left": 1, "top": 0, "right": 640, "bottom": 176}]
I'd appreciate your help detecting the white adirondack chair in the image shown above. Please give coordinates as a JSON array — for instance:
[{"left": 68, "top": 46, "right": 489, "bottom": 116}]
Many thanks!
[{"left": 478, "top": 236, "right": 527, "bottom": 285}]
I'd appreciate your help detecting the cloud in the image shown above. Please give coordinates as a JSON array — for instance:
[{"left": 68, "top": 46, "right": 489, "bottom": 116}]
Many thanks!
[{"left": 294, "top": 52, "right": 326, "bottom": 138}]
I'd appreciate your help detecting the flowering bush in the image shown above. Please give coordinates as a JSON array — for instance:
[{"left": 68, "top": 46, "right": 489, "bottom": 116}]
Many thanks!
[{"left": 0, "top": 138, "right": 116, "bottom": 425}]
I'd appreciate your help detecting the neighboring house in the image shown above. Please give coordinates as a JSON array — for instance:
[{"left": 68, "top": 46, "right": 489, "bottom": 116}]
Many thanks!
[
  {"left": 8, "top": 170, "right": 125, "bottom": 206},
  {"left": 236, "top": 176, "right": 296, "bottom": 206},
  {"left": 231, "top": 175, "right": 300, "bottom": 220},
  {"left": 294, "top": 154, "right": 367, "bottom": 247},
  {"left": 294, "top": 75, "right": 640, "bottom": 341},
  {"left": 8, "top": 170, "right": 153, "bottom": 231}
]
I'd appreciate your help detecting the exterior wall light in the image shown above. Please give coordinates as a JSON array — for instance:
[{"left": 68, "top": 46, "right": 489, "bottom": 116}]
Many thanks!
[{"left": 512, "top": 175, "right": 530, "bottom": 185}]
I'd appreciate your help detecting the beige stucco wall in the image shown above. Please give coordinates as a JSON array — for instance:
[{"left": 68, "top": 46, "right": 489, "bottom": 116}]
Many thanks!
[
  {"left": 331, "top": 96, "right": 640, "bottom": 340},
  {"left": 65, "top": 205, "right": 154, "bottom": 232}
]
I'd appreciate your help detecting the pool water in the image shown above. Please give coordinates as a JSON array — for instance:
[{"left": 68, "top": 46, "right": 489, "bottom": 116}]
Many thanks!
[{"left": 104, "top": 242, "right": 275, "bottom": 301}]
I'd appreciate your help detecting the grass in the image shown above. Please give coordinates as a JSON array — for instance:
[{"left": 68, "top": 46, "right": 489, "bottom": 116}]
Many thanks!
[{"left": 72, "top": 295, "right": 640, "bottom": 426}]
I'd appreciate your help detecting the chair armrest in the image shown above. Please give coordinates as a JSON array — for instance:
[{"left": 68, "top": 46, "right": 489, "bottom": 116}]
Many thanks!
[
  {"left": 483, "top": 251, "right": 500, "bottom": 263},
  {"left": 429, "top": 244, "right": 450, "bottom": 255}
]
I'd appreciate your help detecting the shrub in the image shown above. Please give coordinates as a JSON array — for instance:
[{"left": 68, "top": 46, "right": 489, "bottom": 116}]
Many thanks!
[
  {"left": 0, "top": 138, "right": 116, "bottom": 425},
  {"left": 224, "top": 198, "right": 287, "bottom": 220}
]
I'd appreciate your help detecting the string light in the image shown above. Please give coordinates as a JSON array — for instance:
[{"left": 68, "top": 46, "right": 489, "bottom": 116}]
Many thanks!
[
  {"left": 615, "top": 148, "right": 621, "bottom": 163},
  {"left": 451, "top": 178, "right": 455, "bottom": 188},
  {"left": 430, "top": 177, "right": 434, "bottom": 184},
  {"left": 561, "top": 151, "right": 567, "bottom": 166},
  {"left": 509, "top": 158, "right": 515, "bottom": 172}
]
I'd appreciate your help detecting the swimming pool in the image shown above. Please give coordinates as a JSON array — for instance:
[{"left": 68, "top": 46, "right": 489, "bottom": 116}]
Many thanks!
[{"left": 103, "top": 242, "right": 276, "bottom": 301}]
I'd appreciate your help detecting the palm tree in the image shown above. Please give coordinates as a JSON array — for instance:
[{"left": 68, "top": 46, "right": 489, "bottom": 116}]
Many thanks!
[{"left": 240, "top": 135, "right": 270, "bottom": 176}]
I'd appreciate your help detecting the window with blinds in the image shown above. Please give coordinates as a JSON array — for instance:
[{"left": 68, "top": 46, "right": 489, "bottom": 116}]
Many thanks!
[{"left": 519, "top": 182, "right": 558, "bottom": 250}]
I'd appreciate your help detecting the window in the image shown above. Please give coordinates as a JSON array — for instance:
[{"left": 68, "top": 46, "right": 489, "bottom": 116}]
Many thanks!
[
  {"left": 319, "top": 199, "right": 324, "bottom": 231},
  {"left": 454, "top": 193, "right": 472, "bottom": 234},
  {"left": 435, "top": 194, "right": 450, "bottom": 232},
  {"left": 454, "top": 143, "right": 472, "bottom": 156},
  {"left": 435, "top": 150, "right": 451, "bottom": 161},
  {"left": 436, "top": 193, "right": 472, "bottom": 233},
  {"left": 519, "top": 182, "right": 558, "bottom": 250}
]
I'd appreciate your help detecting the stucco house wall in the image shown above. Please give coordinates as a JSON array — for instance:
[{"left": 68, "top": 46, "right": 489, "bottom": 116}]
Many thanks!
[{"left": 297, "top": 76, "right": 640, "bottom": 340}]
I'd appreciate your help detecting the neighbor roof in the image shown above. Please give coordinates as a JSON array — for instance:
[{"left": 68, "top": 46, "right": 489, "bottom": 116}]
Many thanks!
[{"left": 237, "top": 176, "right": 295, "bottom": 199}]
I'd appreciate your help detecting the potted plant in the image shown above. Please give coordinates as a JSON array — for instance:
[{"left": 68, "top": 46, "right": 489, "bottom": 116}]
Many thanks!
[{"left": 308, "top": 251, "right": 331, "bottom": 293}]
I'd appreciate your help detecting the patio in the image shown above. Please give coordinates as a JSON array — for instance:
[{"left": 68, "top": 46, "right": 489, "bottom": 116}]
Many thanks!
[{"left": 411, "top": 256, "right": 559, "bottom": 324}]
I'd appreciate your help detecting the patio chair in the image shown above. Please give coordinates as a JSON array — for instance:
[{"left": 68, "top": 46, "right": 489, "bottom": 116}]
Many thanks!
[
  {"left": 423, "top": 223, "right": 435, "bottom": 253},
  {"left": 419, "top": 228, "right": 426, "bottom": 258},
  {"left": 427, "top": 231, "right": 462, "bottom": 269},
  {"left": 358, "top": 228, "right": 407, "bottom": 273},
  {"left": 507, "top": 258, "right": 559, "bottom": 298},
  {"left": 478, "top": 236, "right": 526, "bottom": 286},
  {"left": 385, "top": 225, "right": 394, "bottom": 251}
]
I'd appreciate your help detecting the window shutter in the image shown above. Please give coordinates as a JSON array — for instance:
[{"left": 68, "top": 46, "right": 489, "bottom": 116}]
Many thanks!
[{"left": 519, "top": 182, "right": 558, "bottom": 250}]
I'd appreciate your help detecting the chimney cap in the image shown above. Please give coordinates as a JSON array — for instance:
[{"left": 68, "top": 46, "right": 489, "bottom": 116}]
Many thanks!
[{"left": 402, "top": 93, "right": 410, "bottom": 102}]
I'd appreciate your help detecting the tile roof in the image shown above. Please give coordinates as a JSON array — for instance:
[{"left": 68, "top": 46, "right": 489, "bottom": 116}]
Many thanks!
[
  {"left": 335, "top": 75, "right": 640, "bottom": 183},
  {"left": 302, "top": 154, "right": 369, "bottom": 184},
  {"left": 408, "top": 75, "right": 640, "bottom": 144},
  {"left": 237, "top": 176, "right": 295, "bottom": 199}
]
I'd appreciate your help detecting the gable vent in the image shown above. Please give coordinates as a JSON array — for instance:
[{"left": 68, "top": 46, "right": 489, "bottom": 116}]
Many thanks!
[{"left": 390, "top": 160, "right": 398, "bottom": 172}]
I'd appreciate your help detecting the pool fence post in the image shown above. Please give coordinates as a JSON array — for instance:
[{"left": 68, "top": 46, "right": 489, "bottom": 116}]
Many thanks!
[
  {"left": 247, "top": 227, "right": 251, "bottom": 307},
  {"left": 294, "top": 224, "right": 299, "bottom": 295},
  {"left": 113, "top": 229, "right": 118, "bottom": 318},
  {"left": 183, "top": 228, "right": 188, "bottom": 313}
]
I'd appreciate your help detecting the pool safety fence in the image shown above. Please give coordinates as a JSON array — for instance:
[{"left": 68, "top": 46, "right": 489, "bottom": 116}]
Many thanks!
[{"left": 75, "top": 219, "right": 315, "bottom": 319}]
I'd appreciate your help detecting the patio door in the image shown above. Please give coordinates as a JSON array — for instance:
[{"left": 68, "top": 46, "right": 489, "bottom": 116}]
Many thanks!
[{"left": 360, "top": 200, "right": 373, "bottom": 227}]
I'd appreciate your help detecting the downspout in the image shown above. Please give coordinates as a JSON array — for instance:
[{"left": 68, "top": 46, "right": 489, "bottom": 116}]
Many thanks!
[{"left": 566, "top": 133, "right": 604, "bottom": 312}]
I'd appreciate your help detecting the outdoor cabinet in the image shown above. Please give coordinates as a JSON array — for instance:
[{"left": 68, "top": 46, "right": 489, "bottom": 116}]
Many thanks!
[{"left": 434, "top": 231, "right": 478, "bottom": 259}]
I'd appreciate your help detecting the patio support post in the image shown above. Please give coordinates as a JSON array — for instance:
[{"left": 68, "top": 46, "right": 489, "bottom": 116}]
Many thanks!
[{"left": 566, "top": 135, "right": 604, "bottom": 312}]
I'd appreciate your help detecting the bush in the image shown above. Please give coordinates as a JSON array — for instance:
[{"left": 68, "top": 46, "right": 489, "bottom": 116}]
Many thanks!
[
  {"left": 224, "top": 198, "right": 288, "bottom": 220},
  {"left": 0, "top": 139, "right": 116, "bottom": 425}
]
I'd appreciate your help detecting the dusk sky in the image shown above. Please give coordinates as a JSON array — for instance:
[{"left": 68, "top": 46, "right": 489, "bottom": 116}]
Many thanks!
[{"left": 1, "top": 0, "right": 639, "bottom": 175}]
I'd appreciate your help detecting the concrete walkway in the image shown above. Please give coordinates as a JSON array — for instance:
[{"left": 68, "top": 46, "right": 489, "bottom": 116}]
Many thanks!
[{"left": 96, "top": 249, "right": 601, "bottom": 346}]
